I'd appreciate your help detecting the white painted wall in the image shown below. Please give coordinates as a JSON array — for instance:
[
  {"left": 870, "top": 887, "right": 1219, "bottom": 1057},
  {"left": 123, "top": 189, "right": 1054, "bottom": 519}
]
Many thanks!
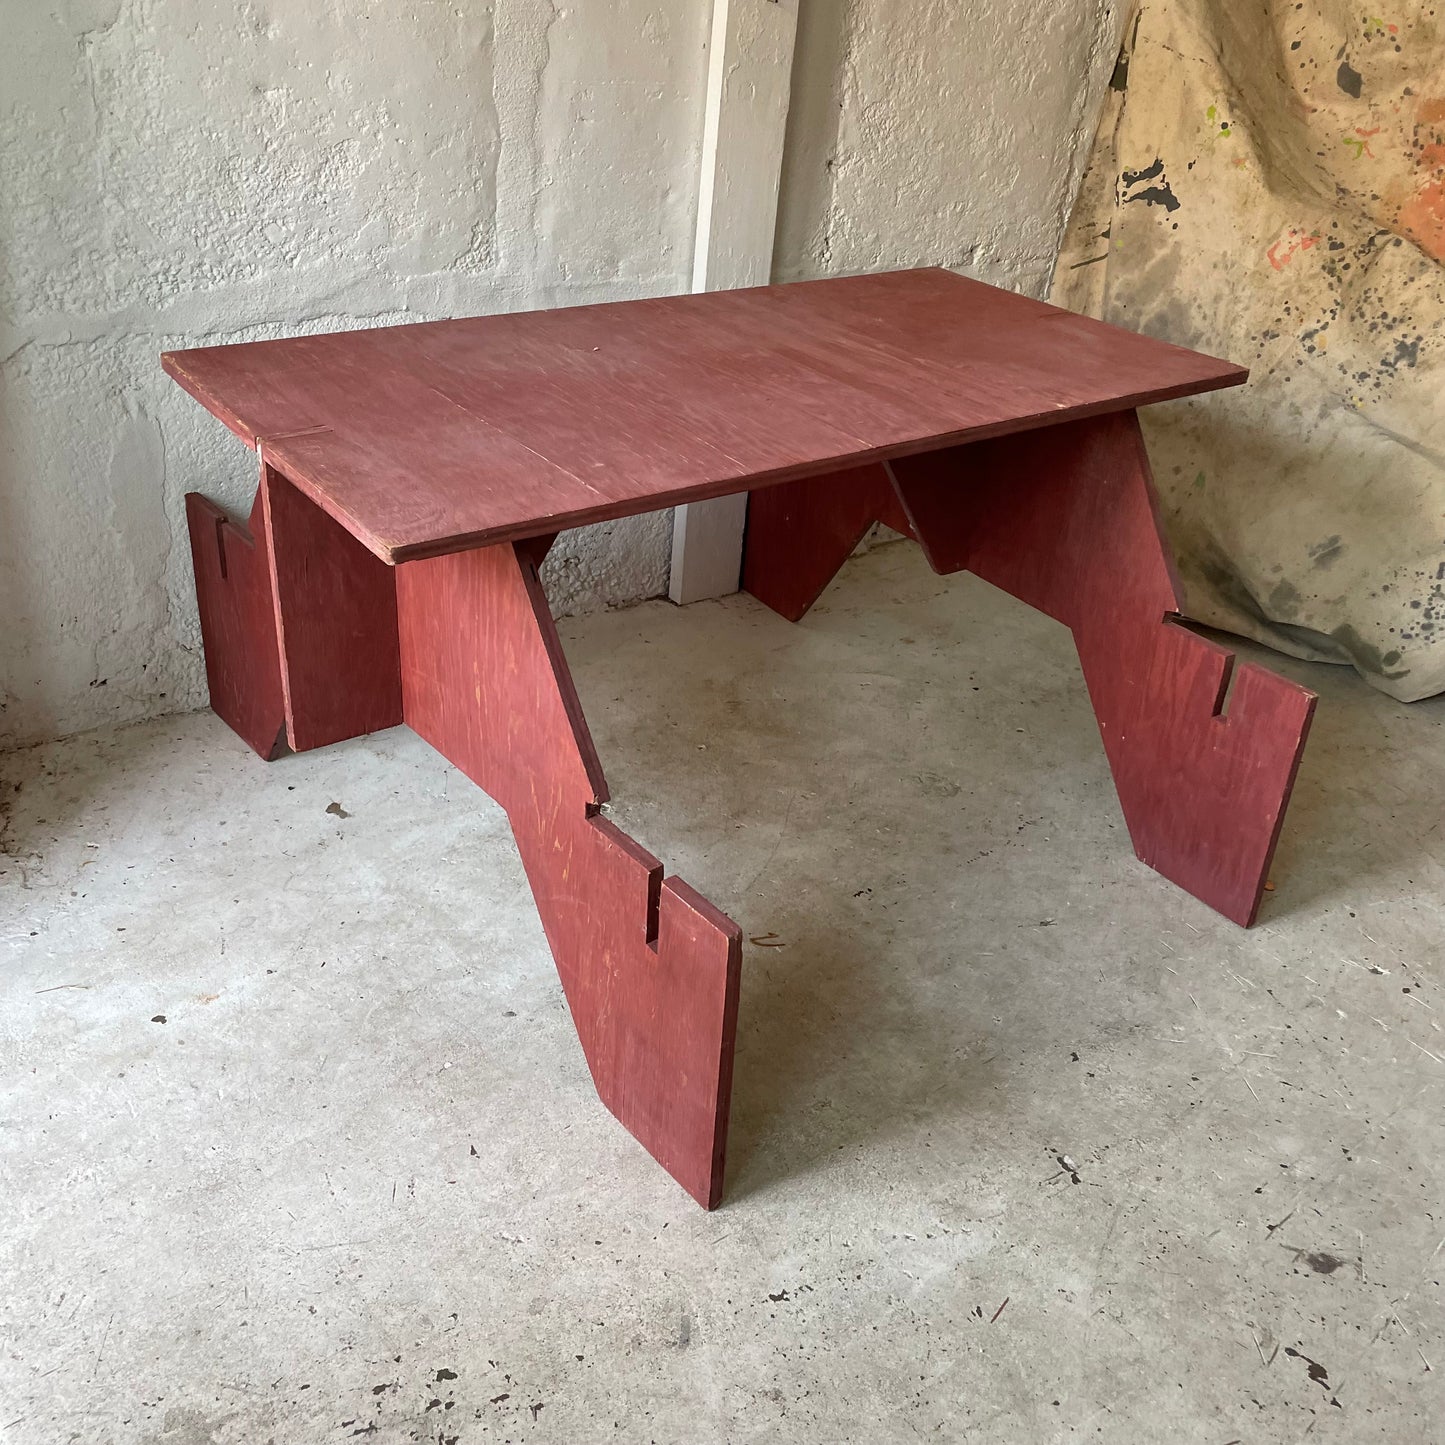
[
  {"left": 774, "top": 0, "right": 1123, "bottom": 557},
  {"left": 1, "top": 0, "right": 1123, "bottom": 750},
  {"left": 776, "top": 0, "right": 1122, "bottom": 295},
  {"left": 1, "top": 0, "right": 707, "bottom": 748}
]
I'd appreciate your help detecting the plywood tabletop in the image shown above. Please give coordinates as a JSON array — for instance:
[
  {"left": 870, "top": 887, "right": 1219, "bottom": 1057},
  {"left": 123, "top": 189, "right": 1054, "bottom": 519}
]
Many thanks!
[{"left": 162, "top": 267, "right": 1245, "bottom": 564}]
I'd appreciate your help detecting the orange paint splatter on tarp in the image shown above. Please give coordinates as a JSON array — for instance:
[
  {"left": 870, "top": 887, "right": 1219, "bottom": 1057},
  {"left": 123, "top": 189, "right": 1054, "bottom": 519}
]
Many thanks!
[
  {"left": 1398, "top": 95, "right": 1445, "bottom": 261},
  {"left": 1398, "top": 176, "right": 1445, "bottom": 261},
  {"left": 1267, "top": 229, "right": 1321, "bottom": 270}
]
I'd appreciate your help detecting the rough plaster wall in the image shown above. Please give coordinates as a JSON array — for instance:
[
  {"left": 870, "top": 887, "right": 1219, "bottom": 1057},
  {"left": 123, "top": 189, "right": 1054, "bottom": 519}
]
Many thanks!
[
  {"left": 0, "top": 0, "right": 707, "bottom": 749},
  {"left": 772, "top": 0, "right": 1127, "bottom": 557},
  {"left": 776, "top": 0, "right": 1126, "bottom": 297}
]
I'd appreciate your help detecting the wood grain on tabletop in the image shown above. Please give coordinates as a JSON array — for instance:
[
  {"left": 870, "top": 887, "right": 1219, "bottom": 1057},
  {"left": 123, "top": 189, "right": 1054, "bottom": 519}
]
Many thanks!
[{"left": 162, "top": 268, "right": 1246, "bottom": 563}]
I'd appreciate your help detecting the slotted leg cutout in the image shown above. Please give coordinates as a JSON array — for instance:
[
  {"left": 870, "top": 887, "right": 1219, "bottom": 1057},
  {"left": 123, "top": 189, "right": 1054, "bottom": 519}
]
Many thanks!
[
  {"left": 396, "top": 541, "right": 742, "bottom": 1208},
  {"left": 742, "top": 412, "right": 1315, "bottom": 926},
  {"left": 186, "top": 463, "right": 403, "bottom": 758},
  {"left": 189, "top": 476, "right": 739, "bottom": 1206},
  {"left": 185, "top": 490, "right": 287, "bottom": 760}
]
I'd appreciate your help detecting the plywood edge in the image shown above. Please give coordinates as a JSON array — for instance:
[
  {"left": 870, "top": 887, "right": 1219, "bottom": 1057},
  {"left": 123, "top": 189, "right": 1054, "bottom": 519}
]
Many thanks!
[{"left": 380, "top": 381, "right": 1253, "bottom": 563}]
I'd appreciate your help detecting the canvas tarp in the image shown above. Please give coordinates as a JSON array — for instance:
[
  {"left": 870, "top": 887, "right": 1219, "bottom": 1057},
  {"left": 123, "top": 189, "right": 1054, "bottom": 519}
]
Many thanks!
[{"left": 1051, "top": 0, "right": 1445, "bottom": 700}]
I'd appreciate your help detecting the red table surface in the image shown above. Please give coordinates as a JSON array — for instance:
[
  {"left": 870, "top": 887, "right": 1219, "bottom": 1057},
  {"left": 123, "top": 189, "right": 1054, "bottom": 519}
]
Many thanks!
[{"left": 162, "top": 267, "right": 1245, "bottom": 564}]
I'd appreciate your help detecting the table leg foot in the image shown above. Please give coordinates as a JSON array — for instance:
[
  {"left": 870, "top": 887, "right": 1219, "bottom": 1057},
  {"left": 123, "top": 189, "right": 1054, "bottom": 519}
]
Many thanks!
[
  {"left": 397, "top": 540, "right": 742, "bottom": 1207},
  {"left": 184, "top": 491, "right": 287, "bottom": 760},
  {"left": 1075, "top": 616, "right": 1315, "bottom": 925}
]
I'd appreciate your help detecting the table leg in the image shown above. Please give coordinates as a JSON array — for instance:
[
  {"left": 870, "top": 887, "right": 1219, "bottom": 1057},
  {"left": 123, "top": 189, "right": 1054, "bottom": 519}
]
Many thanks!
[
  {"left": 740, "top": 463, "right": 915, "bottom": 621},
  {"left": 742, "top": 410, "right": 1315, "bottom": 927},
  {"left": 188, "top": 474, "right": 742, "bottom": 1206},
  {"left": 396, "top": 540, "right": 742, "bottom": 1208}
]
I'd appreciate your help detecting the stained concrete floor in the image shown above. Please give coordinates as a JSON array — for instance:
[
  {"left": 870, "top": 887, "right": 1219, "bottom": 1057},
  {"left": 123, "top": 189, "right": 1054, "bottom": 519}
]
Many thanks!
[{"left": 2, "top": 541, "right": 1443, "bottom": 1444}]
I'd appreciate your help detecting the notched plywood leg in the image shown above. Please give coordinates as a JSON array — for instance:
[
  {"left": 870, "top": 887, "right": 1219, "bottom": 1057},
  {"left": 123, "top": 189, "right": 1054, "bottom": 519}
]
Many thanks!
[
  {"left": 187, "top": 466, "right": 405, "bottom": 759},
  {"left": 889, "top": 411, "right": 1316, "bottom": 927},
  {"left": 396, "top": 540, "right": 742, "bottom": 1208},
  {"left": 738, "top": 414, "right": 1314, "bottom": 924},
  {"left": 184, "top": 491, "right": 287, "bottom": 760},
  {"left": 1078, "top": 612, "right": 1315, "bottom": 926}
]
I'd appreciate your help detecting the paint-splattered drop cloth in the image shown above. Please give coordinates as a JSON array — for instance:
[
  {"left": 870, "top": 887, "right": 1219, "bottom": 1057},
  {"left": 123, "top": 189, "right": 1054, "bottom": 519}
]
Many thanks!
[{"left": 1053, "top": 0, "right": 1445, "bottom": 701}]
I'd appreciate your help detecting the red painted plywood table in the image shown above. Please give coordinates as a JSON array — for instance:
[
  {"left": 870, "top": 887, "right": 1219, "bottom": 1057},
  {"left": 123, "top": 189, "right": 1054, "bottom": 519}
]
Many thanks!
[{"left": 163, "top": 268, "right": 1315, "bottom": 1209}]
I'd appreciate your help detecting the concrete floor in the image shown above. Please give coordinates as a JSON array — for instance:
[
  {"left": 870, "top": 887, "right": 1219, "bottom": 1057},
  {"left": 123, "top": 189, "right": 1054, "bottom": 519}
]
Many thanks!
[{"left": 2, "top": 541, "right": 1442, "bottom": 1444}]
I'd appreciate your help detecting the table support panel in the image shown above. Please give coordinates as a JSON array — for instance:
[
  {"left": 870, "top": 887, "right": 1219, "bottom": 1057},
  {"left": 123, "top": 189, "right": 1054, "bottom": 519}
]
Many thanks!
[
  {"left": 185, "top": 469, "right": 404, "bottom": 758},
  {"left": 742, "top": 411, "right": 1316, "bottom": 927},
  {"left": 187, "top": 477, "right": 741, "bottom": 1207},
  {"left": 395, "top": 541, "right": 742, "bottom": 1208},
  {"left": 184, "top": 491, "right": 287, "bottom": 760},
  {"left": 262, "top": 463, "right": 403, "bottom": 752}
]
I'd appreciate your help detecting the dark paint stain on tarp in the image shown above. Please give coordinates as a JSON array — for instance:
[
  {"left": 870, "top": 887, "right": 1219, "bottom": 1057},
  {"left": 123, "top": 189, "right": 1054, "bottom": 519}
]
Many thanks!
[
  {"left": 1269, "top": 577, "right": 1305, "bottom": 620},
  {"left": 1121, "top": 157, "right": 1182, "bottom": 212},
  {"left": 1123, "top": 158, "right": 1166, "bottom": 185},
  {"left": 1337, "top": 60, "right": 1363, "bottom": 97},
  {"left": 1391, "top": 335, "right": 1421, "bottom": 368},
  {"left": 1330, "top": 621, "right": 1412, "bottom": 680}
]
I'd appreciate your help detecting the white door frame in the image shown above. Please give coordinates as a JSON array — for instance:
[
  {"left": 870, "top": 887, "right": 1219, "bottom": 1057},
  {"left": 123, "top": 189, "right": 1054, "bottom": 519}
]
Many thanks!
[{"left": 669, "top": 0, "right": 799, "bottom": 605}]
